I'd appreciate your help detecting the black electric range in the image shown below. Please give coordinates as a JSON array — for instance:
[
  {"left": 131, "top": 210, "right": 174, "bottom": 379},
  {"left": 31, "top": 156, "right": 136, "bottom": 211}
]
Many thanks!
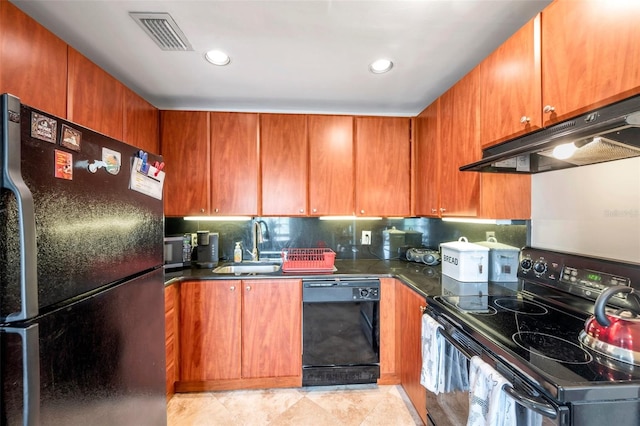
[{"left": 425, "top": 247, "right": 640, "bottom": 426}]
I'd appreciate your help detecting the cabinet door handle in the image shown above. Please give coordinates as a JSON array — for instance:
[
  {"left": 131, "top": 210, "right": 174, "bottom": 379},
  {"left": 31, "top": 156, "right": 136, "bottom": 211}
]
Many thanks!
[
  {"left": 520, "top": 116, "right": 531, "bottom": 124},
  {"left": 230, "top": 286, "right": 235, "bottom": 291},
  {"left": 214, "top": 208, "right": 219, "bottom": 213},
  {"left": 299, "top": 209, "right": 305, "bottom": 213},
  {"left": 312, "top": 208, "right": 317, "bottom": 213},
  {"left": 431, "top": 208, "right": 437, "bottom": 213},
  {"left": 200, "top": 208, "right": 205, "bottom": 213},
  {"left": 440, "top": 208, "right": 446, "bottom": 213},
  {"left": 420, "top": 305, "right": 426, "bottom": 313},
  {"left": 245, "top": 285, "right": 251, "bottom": 291},
  {"left": 543, "top": 105, "right": 555, "bottom": 114},
  {"left": 360, "top": 209, "right": 365, "bottom": 214}
]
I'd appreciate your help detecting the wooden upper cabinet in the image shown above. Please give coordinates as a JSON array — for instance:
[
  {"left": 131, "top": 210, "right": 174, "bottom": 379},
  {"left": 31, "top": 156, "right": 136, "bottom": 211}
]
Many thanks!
[
  {"left": 260, "top": 114, "right": 308, "bottom": 216},
  {"left": 479, "top": 174, "right": 531, "bottom": 220},
  {"left": 480, "top": 15, "right": 542, "bottom": 147},
  {"left": 308, "top": 115, "right": 354, "bottom": 216},
  {"left": 355, "top": 117, "right": 410, "bottom": 217},
  {"left": 0, "top": 1, "right": 67, "bottom": 117},
  {"left": 439, "top": 70, "right": 480, "bottom": 217},
  {"left": 542, "top": 0, "right": 640, "bottom": 123},
  {"left": 414, "top": 100, "right": 441, "bottom": 217},
  {"left": 67, "top": 48, "right": 124, "bottom": 139},
  {"left": 160, "top": 111, "right": 210, "bottom": 216},
  {"left": 123, "top": 87, "right": 159, "bottom": 153},
  {"left": 210, "top": 112, "right": 259, "bottom": 216}
]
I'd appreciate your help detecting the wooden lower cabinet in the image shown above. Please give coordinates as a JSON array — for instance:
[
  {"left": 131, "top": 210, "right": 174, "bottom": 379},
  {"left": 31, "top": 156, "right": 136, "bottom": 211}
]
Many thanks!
[
  {"left": 176, "top": 279, "right": 302, "bottom": 391},
  {"left": 165, "top": 282, "right": 179, "bottom": 399},
  {"left": 378, "top": 278, "right": 400, "bottom": 385},
  {"left": 397, "top": 282, "right": 428, "bottom": 425}
]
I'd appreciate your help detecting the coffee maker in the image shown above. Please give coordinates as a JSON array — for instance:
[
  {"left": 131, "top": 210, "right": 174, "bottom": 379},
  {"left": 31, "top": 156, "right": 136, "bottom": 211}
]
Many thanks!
[{"left": 192, "top": 231, "right": 219, "bottom": 268}]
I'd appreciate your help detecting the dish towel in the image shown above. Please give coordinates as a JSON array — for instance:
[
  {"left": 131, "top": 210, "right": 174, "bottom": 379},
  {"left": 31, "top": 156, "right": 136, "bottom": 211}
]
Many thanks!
[
  {"left": 466, "top": 356, "right": 516, "bottom": 426},
  {"left": 420, "top": 314, "right": 445, "bottom": 393},
  {"left": 441, "top": 340, "right": 469, "bottom": 393}
]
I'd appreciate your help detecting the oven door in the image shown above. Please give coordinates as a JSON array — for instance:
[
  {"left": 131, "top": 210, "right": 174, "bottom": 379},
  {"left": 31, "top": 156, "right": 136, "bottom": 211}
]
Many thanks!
[
  {"left": 425, "top": 336, "right": 470, "bottom": 426},
  {"left": 424, "top": 313, "right": 569, "bottom": 426}
]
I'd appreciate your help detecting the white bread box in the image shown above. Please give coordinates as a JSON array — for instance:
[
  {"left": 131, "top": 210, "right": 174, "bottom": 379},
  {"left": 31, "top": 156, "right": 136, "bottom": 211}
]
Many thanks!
[
  {"left": 440, "top": 237, "right": 489, "bottom": 282},
  {"left": 474, "top": 237, "right": 520, "bottom": 282}
]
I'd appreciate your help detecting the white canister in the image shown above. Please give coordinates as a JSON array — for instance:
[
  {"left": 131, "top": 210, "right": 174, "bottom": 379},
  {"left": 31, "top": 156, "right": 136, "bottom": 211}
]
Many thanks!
[
  {"left": 440, "top": 237, "right": 489, "bottom": 282},
  {"left": 474, "top": 237, "right": 520, "bottom": 282}
]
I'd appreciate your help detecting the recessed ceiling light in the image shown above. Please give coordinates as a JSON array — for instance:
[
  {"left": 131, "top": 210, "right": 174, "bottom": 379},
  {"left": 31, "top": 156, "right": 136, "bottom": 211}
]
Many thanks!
[
  {"left": 205, "top": 49, "right": 230, "bottom": 66},
  {"left": 369, "top": 58, "right": 393, "bottom": 74}
]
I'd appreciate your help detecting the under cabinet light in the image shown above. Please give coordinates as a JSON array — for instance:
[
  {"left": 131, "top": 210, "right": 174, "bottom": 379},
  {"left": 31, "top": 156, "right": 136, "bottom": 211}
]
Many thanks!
[
  {"left": 441, "top": 218, "right": 513, "bottom": 225},
  {"left": 319, "top": 216, "right": 383, "bottom": 221},
  {"left": 184, "top": 216, "right": 252, "bottom": 221}
]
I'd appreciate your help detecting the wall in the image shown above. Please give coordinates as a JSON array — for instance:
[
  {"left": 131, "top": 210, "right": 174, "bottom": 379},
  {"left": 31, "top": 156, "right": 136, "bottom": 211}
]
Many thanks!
[
  {"left": 531, "top": 157, "right": 640, "bottom": 262},
  {"left": 166, "top": 217, "right": 527, "bottom": 263}
]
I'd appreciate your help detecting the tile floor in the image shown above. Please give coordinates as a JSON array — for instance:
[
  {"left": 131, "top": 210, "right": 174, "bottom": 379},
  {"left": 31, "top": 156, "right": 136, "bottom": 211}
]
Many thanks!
[{"left": 167, "top": 384, "right": 424, "bottom": 426}]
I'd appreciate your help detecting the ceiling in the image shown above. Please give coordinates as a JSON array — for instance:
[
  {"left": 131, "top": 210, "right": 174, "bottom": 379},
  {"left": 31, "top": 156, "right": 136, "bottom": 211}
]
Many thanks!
[{"left": 10, "top": 0, "right": 551, "bottom": 116}]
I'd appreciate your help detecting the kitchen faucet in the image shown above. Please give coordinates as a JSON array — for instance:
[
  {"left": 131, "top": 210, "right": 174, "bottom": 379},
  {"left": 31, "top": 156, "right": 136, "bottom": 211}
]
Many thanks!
[{"left": 249, "top": 220, "right": 268, "bottom": 261}]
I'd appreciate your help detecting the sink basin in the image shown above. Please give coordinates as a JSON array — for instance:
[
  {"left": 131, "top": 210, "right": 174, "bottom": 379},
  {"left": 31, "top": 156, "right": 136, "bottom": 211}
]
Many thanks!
[{"left": 212, "top": 263, "right": 281, "bottom": 274}]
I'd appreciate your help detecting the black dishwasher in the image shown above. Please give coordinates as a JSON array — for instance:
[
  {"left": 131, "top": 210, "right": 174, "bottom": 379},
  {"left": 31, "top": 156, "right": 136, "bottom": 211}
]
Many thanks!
[{"left": 301, "top": 277, "right": 380, "bottom": 387}]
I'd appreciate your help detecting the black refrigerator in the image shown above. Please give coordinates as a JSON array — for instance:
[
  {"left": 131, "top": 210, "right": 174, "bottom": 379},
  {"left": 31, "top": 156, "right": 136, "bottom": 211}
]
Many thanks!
[{"left": 0, "top": 94, "right": 167, "bottom": 425}]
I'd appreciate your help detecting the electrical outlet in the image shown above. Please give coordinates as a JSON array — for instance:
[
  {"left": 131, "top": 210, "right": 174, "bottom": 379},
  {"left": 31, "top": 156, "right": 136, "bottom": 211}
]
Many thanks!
[
  {"left": 485, "top": 231, "right": 495, "bottom": 240},
  {"left": 362, "top": 230, "right": 372, "bottom": 245}
]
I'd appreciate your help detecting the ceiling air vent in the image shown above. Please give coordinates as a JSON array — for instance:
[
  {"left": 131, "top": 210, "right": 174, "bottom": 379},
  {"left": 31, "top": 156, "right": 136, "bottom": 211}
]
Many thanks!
[{"left": 129, "top": 12, "right": 193, "bottom": 51}]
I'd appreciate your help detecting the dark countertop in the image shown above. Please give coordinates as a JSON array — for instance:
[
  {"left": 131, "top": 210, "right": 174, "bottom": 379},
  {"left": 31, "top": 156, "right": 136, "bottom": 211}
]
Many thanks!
[{"left": 164, "top": 259, "right": 518, "bottom": 299}]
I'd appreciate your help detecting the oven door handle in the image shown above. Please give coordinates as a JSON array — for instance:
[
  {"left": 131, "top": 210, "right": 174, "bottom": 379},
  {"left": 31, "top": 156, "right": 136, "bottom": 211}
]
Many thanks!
[
  {"left": 503, "top": 384, "right": 558, "bottom": 419},
  {"left": 437, "top": 326, "right": 477, "bottom": 360}
]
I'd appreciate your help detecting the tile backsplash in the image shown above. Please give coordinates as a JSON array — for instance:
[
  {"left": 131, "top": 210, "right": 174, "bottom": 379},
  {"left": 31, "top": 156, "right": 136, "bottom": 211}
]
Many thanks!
[{"left": 166, "top": 217, "right": 528, "bottom": 262}]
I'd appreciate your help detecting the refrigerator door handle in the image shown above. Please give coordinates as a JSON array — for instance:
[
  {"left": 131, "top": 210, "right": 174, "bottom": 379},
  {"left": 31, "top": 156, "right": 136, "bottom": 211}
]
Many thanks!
[
  {"left": 2, "top": 324, "right": 41, "bottom": 426},
  {"left": 1, "top": 94, "right": 38, "bottom": 321}
]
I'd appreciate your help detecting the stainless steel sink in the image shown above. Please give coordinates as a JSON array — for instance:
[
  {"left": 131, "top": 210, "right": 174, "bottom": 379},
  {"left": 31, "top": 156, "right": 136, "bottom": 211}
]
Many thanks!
[{"left": 212, "top": 263, "right": 281, "bottom": 274}]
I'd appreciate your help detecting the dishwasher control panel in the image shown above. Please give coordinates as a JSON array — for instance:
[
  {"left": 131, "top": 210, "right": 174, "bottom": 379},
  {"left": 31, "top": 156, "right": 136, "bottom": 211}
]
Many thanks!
[{"left": 302, "top": 278, "right": 380, "bottom": 303}]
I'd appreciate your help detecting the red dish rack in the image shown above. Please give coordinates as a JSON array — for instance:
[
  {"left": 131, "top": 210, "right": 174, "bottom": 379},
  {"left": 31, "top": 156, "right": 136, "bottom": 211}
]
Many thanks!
[{"left": 281, "top": 248, "right": 336, "bottom": 272}]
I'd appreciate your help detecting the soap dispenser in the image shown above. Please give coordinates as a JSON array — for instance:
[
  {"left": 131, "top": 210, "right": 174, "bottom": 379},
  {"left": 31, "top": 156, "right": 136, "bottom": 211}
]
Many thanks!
[{"left": 233, "top": 242, "right": 242, "bottom": 263}]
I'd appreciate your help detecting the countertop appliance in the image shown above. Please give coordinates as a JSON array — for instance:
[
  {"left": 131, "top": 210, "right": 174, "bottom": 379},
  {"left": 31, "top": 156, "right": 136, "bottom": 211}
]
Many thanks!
[
  {"left": 461, "top": 93, "right": 640, "bottom": 174},
  {"left": 0, "top": 94, "right": 166, "bottom": 425},
  {"left": 403, "top": 247, "right": 441, "bottom": 266},
  {"left": 191, "top": 231, "right": 219, "bottom": 268},
  {"left": 164, "top": 235, "right": 192, "bottom": 270},
  {"left": 301, "top": 277, "right": 380, "bottom": 386},
  {"left": 424, "top": 247, "right": 640, "bottom": 426}
]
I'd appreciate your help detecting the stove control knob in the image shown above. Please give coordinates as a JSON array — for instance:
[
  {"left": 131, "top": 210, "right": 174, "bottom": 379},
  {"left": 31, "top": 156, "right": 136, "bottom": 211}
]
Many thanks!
[
  {"left": 520, "top": 258, "right": 533, "bottom": 271},
  {"left": 359, "top": 288, "right": 370, "bottom": 298},
  {"left": 533, "top": 260, "right": 548, "bottom": 275}
]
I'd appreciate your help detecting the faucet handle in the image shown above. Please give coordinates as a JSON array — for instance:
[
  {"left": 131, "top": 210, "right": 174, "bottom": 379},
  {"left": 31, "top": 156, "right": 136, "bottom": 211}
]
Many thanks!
[{"left": 246, "top": 248, "right": 258, "bottom": 261}]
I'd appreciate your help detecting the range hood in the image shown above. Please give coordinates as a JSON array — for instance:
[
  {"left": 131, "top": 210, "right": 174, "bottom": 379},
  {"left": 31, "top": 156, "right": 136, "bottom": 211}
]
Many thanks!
[{"left": 461, "top": 94, "right": 640, "bottom": 174}]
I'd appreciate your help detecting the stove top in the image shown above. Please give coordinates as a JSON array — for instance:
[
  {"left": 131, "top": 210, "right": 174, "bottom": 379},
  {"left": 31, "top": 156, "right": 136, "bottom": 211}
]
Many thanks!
[{"left": 427, "top": 247, "right": 640, "bottom": 404}]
